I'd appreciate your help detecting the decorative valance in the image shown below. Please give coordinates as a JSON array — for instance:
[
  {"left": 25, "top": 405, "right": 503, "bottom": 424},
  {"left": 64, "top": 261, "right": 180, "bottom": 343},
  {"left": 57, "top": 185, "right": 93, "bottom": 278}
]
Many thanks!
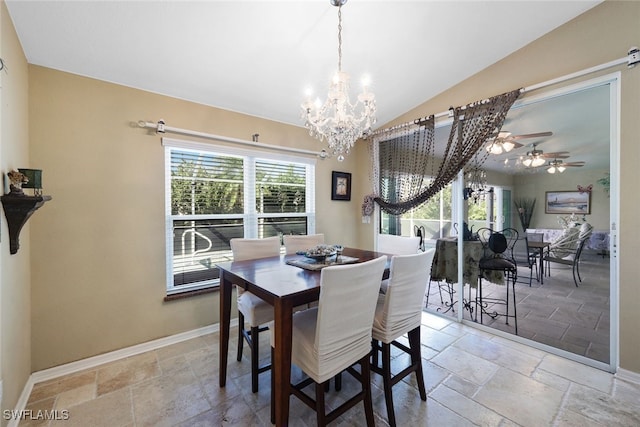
[{"left": 364, "top": 89, "right": 521, "bottom": 219}]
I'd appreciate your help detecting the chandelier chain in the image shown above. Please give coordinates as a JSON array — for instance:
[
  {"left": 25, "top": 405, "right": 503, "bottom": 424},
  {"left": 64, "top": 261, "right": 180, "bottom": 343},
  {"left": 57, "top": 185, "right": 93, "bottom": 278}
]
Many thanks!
[{"left": 337, "top": 5, "right": 342, "bottom": 72}]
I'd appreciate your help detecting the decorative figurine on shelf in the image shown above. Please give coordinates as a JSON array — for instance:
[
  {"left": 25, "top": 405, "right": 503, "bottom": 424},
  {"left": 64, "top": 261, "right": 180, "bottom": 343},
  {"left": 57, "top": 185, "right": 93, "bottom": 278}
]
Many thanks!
[{"left": 7, "top": 169, "right": 29, "bottom": 196}]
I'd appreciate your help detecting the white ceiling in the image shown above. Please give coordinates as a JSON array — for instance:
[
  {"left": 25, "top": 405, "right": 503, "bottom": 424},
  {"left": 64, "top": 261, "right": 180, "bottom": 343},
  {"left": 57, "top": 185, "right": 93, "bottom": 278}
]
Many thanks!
[{"left": 6, "top": 0, "right": 609, "bottom": 173}]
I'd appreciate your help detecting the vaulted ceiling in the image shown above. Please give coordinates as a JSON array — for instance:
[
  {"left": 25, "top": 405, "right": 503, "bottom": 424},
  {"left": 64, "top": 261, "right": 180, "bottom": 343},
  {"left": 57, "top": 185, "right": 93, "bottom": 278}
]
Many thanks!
[{"left": 6, "top": 1, "right": 608, "bottom": 172}]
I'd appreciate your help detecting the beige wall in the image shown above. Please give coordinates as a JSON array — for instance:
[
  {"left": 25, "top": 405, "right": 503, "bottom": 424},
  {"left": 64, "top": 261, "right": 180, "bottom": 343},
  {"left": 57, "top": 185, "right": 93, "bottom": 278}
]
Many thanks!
[
  {"left": 512, "top": 167, "right": 610, "bottom": 231},
  {"left": 0, "top": 1, "right": 32, "bottom": 421},
  {"left": 27, "top": 66, "right": 364, "bottom": 371},
  {"left": 356, "top": 0, "right": 640, "bottom": 373}
]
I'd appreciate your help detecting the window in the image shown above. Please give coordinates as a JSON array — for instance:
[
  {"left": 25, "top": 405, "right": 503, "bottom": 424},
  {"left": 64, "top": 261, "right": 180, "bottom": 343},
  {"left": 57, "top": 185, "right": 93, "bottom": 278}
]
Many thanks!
[
  {"left": 379, "top": 179, "right": 511, "bottom": 242},
  {"left": 164, "top": 139, "right": 315, "bottom": 294},
  {"left": 380, "top": 183, "right": 453, "bottom": 241}
]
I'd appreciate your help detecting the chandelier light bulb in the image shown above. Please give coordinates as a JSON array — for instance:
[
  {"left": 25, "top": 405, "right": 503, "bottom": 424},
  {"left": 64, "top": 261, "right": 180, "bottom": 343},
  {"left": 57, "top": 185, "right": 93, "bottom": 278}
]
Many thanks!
[
  {"left": 547, "top": 166, "right": 556, "bottom": 174},
  {"left": 557, "top": 165, "right": 566, "bottom": 173},
  {"left": 522, "top": 157, "right": 532, "bottom": 167}
]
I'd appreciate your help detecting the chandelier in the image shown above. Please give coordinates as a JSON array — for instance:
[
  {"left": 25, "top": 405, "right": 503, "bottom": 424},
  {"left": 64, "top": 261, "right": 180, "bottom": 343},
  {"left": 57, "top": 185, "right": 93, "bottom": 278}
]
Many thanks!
[
  {"left": 464, "top": 166, "right": 489, "bottom": 204},
  {"left": 301, "top": 0, "right": 376, "bottom": 162}
]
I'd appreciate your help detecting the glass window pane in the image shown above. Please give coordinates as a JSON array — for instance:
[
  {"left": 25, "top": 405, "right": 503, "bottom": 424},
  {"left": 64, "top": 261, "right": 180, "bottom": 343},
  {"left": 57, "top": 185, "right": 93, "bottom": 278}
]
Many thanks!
[
  {"left": 258, "top": 217, "right": 308, "bottom": 238},
  {"left": 255, "top": 161, "right": 306, "bottom": 213},
  {"left": 381, "top": 184, "right": 453, "bottom": 239},
  {"left": 171, "top": 150, "right": 244, "bottom": 215},
  {"left": 172, "top": 218, "right": 243, "bottom": 286}
]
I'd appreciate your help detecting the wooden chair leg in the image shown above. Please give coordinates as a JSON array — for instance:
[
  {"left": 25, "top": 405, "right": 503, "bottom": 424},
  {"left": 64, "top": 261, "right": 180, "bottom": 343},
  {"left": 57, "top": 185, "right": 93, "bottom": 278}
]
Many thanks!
[
  {"left": 408, "top": 327, "right": 426, "bottom": 401},
  {"left": 381, "top": 342, "right": 396, "bottom": 427},
  {"left": 371, "top": 339, "right": 379, "bottom": 367},
  {"left": 236, "top": 312, "right": 245, "bottom": 362},
  {"left": 315, "top": 381, "right": 327, "bottom": 426},
  {"left": 361, "top": 356, "right": 375, "bottom": 427},
  {"left": 250, "top": 325, "right": 259, "bottom": 393}
]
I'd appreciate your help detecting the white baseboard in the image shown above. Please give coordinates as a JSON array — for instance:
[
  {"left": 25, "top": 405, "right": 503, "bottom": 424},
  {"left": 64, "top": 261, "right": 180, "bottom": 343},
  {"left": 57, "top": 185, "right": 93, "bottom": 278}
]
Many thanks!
[
  {"left": 8, "top": 321, "right": 236, "bottom": 427},
  {"left": 616, "top": 367, "right": 640, "bottom": 385}
]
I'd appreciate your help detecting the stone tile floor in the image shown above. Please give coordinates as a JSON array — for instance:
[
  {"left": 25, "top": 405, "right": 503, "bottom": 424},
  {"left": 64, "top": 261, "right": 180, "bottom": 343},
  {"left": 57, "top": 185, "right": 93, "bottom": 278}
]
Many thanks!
[
  {"left": 425, "top": 250, "right": 611, "bottom": 364},
  {"left": 20, "top": 308, "right": 639, "bottom": 426}
]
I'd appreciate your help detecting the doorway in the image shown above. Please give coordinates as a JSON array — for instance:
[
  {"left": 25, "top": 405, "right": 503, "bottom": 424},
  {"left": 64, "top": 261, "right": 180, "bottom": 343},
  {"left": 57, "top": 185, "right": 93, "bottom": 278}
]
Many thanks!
[{"left": 425, "top": 73, "right": 619, "bottom": 372}]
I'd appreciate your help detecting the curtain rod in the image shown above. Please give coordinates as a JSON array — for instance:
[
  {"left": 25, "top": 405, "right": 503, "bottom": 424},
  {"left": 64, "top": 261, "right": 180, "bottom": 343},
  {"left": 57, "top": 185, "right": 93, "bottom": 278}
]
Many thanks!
[
  {"left": 137, "top": 120, "right": 327, "bottom": 159},
  {"left": 372, "top": 48, "right": 636, "bottom": 136}
]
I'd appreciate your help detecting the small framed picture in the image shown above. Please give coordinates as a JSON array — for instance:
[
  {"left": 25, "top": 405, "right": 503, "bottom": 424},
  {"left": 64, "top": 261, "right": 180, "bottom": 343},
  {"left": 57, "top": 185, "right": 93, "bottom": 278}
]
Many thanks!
[{"left": 331, "top": 171, "right": 351, "bottom": 201}]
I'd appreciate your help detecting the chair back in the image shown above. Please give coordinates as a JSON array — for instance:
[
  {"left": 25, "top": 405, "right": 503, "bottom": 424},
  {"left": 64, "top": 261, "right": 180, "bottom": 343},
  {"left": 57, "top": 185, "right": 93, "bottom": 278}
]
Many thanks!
[
  {"left": 282, "top": 234, "right": 325, "bottom": 255},
  {"left": 377, "top": 234, "right": 420, "bottom": 255},
  {"left": 579, "top": 222, "right": 594, "bottom": 240},
  {"left": 477, "top": 228, "right": 519, "bottom": 259},
  {"left": 314, "top": 256, "right": 387, "bottom": 379},
  {"left": 527, "top": 232, "right": 544, "bottom": 243},
  {"left": 374, "top": 250, "right": 435, "bottom": 342},
  {"left": 568, "top": 223, "right": 593, "bottom": 261},
  {"left": 230, "top": 236, "right": 281, "bottom": 261},
  {"left": 524, "top": 232, "right": 544, "bottom": 258},
  {"left": 574, "top": 234, "right": 589, "bottom": 259}
]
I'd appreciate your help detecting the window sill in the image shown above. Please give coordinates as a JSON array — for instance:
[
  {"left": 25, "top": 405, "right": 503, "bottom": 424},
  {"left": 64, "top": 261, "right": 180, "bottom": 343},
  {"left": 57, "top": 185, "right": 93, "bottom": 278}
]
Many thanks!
[{"left": 164, "top": 285, "right": 219, "bottom": 302}]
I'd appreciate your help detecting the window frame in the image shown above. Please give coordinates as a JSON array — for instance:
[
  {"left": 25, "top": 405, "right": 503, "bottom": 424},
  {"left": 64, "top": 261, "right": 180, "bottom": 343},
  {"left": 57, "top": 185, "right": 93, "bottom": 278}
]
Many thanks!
[{"left": 163, "top": 138, "right": 316, "bottom": 295}]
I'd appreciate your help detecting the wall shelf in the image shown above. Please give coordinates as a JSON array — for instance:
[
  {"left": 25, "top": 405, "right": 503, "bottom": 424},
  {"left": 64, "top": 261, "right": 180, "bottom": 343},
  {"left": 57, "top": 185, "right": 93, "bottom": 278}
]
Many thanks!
[{"left": 1, "top": 194, "right": 52, "bottom": 254}]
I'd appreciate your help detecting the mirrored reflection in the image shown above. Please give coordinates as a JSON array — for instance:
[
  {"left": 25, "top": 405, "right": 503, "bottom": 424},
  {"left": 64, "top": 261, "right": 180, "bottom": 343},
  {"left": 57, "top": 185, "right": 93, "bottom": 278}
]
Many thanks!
[{"left": 423, "top": 83, "right": 611, "bottom": 364}]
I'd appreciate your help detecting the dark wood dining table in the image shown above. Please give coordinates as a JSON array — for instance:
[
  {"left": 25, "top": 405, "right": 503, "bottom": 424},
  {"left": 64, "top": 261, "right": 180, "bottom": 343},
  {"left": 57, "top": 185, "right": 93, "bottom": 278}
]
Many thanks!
[{"left": 217, "top": 247, "right": 390, "bottom": 427}]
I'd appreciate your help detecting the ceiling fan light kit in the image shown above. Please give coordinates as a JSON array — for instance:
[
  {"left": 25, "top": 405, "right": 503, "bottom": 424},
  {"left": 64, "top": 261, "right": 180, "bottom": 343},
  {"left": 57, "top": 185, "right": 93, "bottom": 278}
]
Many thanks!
[
  {"left": 523, "top": 156, "right": 546, "bottom": 168},
  {"left": 546, "top": 158, "right": 584, "bottom": 173},
  {"left": 485, "top": 130, "right": 552, "bottom": 157},
  {"left": 547, "top": 165, "right": 566, "bottom": 174}
]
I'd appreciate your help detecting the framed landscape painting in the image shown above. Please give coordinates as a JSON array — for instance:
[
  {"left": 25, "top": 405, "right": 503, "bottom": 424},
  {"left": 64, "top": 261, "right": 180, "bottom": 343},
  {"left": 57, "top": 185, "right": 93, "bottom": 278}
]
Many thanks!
[{"left": 545, "top": 191, "right": 591, "bottom": 214}]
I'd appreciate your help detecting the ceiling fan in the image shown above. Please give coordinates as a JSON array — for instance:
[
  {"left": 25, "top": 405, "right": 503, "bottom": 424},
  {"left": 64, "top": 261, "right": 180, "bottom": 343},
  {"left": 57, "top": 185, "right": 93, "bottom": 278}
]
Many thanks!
[
  {"left": 519, "top": 143, "right": 570, "bottom": 168},
  {"left": 546, "top": 158, "right": 585, "bottom": 174},
  {"left": 485, "top": 130, "right": 553, "bottom": 154}
]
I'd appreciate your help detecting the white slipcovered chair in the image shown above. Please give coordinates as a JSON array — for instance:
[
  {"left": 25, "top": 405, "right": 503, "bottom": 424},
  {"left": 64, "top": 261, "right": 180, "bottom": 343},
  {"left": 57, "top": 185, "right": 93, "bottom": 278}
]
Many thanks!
[
  {"left": 230, "top": 236, "right": 281, "bottom": 393},
  {"left": 377, "top": 234, "right": 421, "bottom": 294},
  {"left": 270, "top": 255, "right": 387, "bottom": 426},
  {"left": 282, "top": 233, "right": 325, "bottom": 255},
  {"left": 371, "top": 249, "right": 435, "bottom": 427},
  {"left": 377, "top": 233, "right": 421, "bottom": 255}
]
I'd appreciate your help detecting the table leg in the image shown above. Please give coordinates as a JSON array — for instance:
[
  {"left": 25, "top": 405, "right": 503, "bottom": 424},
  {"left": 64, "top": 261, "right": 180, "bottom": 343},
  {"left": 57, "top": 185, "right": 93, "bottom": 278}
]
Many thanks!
[
  {"left": 219, "top": 272, "right": 232, "bottom": 387},
  {"left": 273, "top": 299, "right": 294, "bottom": 427},
  {"left": 539, "top": 248, "right": 544, "bottom": 284}
]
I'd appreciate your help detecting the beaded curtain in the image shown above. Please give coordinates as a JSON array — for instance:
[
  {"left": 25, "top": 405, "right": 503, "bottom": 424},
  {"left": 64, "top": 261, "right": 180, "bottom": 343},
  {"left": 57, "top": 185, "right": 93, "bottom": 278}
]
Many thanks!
[{"left": 364, "top": 89, "right": 521, "bottom": 218}]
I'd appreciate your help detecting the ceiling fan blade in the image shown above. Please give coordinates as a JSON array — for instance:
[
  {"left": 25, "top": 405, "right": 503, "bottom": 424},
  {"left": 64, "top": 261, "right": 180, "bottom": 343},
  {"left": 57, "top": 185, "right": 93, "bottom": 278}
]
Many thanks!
[
  {"left": 541, "top": 151, "right": 570, "bottom": 158},
  {"left": 563, "top": 162, "right": 585, "bottom": 167},
  {"left": 511, "top": 131, "right": 553, "bottom": 140},
  {"left": 508, "top": 141, "right": 524, "bottom": 149}
]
